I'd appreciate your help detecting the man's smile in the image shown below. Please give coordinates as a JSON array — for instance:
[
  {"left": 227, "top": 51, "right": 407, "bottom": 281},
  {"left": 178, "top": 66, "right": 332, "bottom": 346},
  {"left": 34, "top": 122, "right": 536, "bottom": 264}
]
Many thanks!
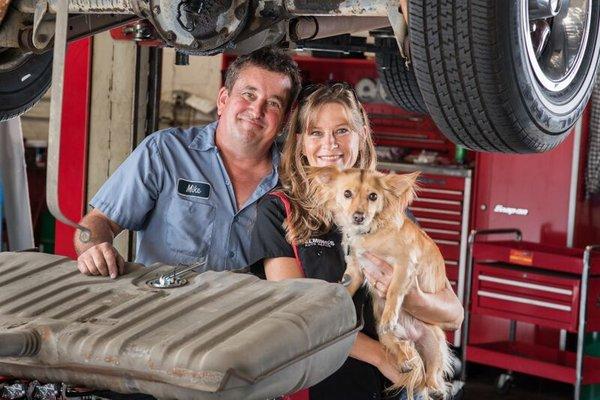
[{"left": 239, "top": 116, "right": 264, "bottom": 129}]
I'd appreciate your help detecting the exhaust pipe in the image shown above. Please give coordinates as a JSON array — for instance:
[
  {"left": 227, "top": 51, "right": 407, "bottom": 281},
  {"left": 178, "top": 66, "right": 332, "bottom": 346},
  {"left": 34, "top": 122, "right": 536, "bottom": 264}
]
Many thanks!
[
  {"left": 290, "top": 16, "right": 390, "bottom": 41},
  {"left": 0, "top": 330, "right": 40, "bottom": 357}
]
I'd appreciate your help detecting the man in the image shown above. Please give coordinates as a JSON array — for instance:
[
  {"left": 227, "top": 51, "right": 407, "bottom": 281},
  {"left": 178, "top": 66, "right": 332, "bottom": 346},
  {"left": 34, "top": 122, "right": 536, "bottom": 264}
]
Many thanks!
[{"left": 74, "top": 47, "right": 301, "bottom": 278}]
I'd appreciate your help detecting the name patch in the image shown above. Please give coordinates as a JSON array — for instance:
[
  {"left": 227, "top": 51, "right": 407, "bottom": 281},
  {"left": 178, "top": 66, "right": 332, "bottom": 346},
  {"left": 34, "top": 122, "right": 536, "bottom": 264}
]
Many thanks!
[{"left": 177, "top": 179, "right": 211, "bottom": 199}]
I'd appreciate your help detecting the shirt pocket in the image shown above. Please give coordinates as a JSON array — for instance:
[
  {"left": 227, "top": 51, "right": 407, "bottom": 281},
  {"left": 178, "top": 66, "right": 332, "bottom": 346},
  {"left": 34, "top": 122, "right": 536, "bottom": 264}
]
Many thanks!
[{"left": 166, "top": 195, "right": 215, "bottom": 260}]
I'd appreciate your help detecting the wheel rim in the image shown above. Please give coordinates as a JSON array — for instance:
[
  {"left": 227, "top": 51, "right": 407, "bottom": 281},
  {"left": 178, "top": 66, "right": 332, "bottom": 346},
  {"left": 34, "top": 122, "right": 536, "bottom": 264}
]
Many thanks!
[{"left": 524, "top": 0, "right": 592, "bottom": 92}]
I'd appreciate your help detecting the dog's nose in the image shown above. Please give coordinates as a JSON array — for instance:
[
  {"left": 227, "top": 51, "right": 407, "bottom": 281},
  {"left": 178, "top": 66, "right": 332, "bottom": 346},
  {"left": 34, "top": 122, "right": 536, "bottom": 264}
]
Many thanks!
[{"left": 353, "top": 212, "right": 365, "bottom": 224}]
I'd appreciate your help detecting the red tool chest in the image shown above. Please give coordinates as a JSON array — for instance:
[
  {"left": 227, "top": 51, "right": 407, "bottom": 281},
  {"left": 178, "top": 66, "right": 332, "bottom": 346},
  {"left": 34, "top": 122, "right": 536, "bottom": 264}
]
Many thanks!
[
  {"left": 378, "top": 162, "right": 472, "bottom": 346},
  {"left": 462, "top": 234, "right": 600, "bottom": 398}
]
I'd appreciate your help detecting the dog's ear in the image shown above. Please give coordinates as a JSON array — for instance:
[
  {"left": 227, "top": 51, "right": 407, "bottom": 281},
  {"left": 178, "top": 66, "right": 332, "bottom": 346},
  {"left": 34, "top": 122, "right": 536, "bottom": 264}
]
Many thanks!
[
  {"left": 382, "top": 171, "right": 420, "bottom": 209},
  {"left": 306, "top": 165, "right": 341, "bottom": 185}
]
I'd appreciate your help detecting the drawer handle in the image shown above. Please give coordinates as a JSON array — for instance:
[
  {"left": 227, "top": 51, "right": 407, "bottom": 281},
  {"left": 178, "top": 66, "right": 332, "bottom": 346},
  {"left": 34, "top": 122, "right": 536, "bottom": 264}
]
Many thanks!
[
  {"left": 424, "top": 228, "right": 460, "bottom": 236},
  {"left": 416, "top": 197, "right": 462, "bottom": 206},
  {"left": 435, "top": 239, "right": 460, "bottom": 246},
  {"left": 477, "top": 290, "right": 572, "bottom": 312},
  {"left": 411, "top": 207, "right": 461, "bottom": 216},
  {"left": 479, "top": 275, "right": 573, "bottom": 295},
  {"left": 416, "top": 217, "right": 460, "bottom": 226},
  {"left": 419, "top": 188, "right": 463, "bottom": 196}
]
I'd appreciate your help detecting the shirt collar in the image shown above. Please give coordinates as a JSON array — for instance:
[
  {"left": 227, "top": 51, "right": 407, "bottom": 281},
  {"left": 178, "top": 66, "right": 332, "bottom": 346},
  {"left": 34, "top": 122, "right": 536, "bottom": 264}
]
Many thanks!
[
  {"left": 189, "top": 120, "right": 281, "bottom": 171},
  {"left": 270, "top": 139, "right": 281, "bottom": 171},
  {"left": 188, "top": 121, "right": 218, "bottom": 151}
]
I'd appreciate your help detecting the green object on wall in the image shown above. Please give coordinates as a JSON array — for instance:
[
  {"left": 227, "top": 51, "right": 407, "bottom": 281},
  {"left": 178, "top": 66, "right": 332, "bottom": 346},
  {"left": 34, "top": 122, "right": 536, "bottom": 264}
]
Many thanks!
[
  {"left": 39, "top": 209, "right": 55, "bottom": 254},
  {"left": 582, "top": 332, "right": 600, "bottom": 399}
]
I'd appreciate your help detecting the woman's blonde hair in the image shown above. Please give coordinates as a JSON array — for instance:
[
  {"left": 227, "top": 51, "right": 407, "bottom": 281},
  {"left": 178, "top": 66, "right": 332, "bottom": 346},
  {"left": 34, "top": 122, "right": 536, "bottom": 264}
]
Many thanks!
[{"left": 279, "top": 83, "right": 377, "bottom": 244}]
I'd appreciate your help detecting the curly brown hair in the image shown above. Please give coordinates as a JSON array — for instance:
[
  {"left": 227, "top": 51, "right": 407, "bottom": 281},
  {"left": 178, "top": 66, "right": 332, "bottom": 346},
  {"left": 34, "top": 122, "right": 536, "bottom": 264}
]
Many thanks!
[{"left": 279, "top": 83, "right": 377, "bottom": 244}]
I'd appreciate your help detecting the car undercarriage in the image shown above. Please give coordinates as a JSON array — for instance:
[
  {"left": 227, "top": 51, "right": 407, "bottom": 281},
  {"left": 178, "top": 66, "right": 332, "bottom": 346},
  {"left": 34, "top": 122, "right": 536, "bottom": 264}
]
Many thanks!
[{"left": 1, "top": 0, "right": 599, "bottom": 153}]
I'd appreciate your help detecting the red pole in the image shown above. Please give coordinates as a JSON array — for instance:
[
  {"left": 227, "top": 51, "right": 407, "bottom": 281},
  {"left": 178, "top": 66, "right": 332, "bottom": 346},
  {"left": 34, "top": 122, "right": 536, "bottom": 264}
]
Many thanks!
[{"left": 54, "top": 37, "right": 91, "bottom": 258}]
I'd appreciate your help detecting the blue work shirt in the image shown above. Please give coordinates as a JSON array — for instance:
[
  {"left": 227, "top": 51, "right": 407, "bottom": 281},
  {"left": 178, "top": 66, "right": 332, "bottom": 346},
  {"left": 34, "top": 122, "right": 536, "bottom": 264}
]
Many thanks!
[{"left": 90, "top": 122, "right": 280, "bottom": 270}]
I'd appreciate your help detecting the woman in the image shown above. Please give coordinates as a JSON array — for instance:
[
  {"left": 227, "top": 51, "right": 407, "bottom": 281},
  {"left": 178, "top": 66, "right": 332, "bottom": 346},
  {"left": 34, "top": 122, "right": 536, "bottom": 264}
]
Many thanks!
[{"left": 249, "top": 83, "right": 463, "bottom": 399}]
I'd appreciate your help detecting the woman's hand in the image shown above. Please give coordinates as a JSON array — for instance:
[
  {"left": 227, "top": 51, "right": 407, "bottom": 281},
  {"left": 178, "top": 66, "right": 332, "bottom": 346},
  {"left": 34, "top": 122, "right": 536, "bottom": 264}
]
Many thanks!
[
  {"left": 360, "top": 253, "right": 464, "bottom": 330},
  {"left": 360, "top": 252, "right": 393, "bottom": 298}
]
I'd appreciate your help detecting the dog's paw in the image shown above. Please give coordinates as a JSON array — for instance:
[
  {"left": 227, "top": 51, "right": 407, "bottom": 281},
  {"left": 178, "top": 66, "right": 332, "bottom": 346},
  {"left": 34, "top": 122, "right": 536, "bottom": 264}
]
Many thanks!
[
  {"left": 399, "top": 361, "right": 413, "bottom": 374},
  {"left": 397, "top": 354, "right": 419, "bottom": 375}
]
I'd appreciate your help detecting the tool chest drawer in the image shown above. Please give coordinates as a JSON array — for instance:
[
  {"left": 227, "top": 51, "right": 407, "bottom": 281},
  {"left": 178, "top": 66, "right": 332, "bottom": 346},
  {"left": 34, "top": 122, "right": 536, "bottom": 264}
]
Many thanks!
[
  {"left": 463, "top": 236, "right": 600, "bottom": 397},
  {"left": 471, "top": 263, "right": 583, "bottom": 331},
  {"left": 472, "top": 240, "right": 600, "bottom": 275},
  {"left": 378, "top": 163, "right": 471, "bottom": 270}
]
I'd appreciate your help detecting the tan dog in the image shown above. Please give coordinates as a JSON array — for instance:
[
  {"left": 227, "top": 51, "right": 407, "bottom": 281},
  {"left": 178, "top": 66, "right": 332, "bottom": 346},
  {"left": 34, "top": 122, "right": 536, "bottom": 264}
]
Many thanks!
[{"left": 309, "top": 167, "right": 454, "bottom": 399}]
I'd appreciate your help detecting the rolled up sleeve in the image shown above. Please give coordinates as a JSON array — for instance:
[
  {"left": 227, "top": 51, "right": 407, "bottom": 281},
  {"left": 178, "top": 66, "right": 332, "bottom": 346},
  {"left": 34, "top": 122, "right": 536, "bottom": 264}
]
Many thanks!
[{"left": 90, "top": 135, "right": 164, "bottom": 230}]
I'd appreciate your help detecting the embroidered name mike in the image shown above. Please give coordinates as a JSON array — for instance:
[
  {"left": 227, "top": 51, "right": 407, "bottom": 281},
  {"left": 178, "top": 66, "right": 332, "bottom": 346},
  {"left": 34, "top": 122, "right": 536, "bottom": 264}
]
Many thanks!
[
  {"left": 177, "top": 178, "right": 211, "bottom": 199},
  {"left": 186, "top": 185, "right": 204, "bottom": 194}
]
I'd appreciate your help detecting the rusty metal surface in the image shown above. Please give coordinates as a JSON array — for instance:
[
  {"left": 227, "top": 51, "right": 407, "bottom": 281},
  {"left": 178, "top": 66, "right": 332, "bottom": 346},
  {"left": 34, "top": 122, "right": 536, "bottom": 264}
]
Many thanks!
[
  {"left": 284, "top": 0, "right": 388, "bottom": 16},
  {"left": 0, "top": 252, "right": 358, "bottom": 400},
  {"left": 0, "top": 0, "right": 11, "bottom": 35},
  {"left": 47, "top": 0, "right": 136, "bottom": 14}
]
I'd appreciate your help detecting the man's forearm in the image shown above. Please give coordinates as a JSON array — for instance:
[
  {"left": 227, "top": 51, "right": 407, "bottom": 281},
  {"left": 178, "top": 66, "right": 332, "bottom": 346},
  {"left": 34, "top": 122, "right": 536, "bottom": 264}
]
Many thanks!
[{"left": 74, "top": 214, "right": 116, "bottom": 255}]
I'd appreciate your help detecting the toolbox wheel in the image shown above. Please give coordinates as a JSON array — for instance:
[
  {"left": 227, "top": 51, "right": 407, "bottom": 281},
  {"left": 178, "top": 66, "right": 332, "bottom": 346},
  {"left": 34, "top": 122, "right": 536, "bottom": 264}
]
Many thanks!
[{"left": 495, "top": 373, "right": 514, "bottom": 395}]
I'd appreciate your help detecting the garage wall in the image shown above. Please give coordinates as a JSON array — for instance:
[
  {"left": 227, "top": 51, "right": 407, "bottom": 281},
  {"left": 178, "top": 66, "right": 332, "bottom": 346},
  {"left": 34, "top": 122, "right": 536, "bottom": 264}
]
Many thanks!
[
  {"left": 160, "top": 50, "right": 222, "bottom": 101},
  {"left": 20, "top": 91, "right": 50, "bottom": 143},
  {"left": 160, "top": 50, "right": 222, "bottom": 128}
]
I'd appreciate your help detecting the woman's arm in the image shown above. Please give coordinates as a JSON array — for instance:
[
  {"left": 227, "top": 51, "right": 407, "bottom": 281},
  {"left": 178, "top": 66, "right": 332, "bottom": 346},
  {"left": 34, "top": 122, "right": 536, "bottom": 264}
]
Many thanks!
[
  {"left": 350, "top": 332, "right": 402, "bottom": 383},
  {"left": 403, "top": 279, "right": 464, "bottom": 331},
  {"left": 264, "top": 257, "right": 304, "bottom": 280},
  {"left": 360, "top": 252, "right": 464, "bottom": 331}
]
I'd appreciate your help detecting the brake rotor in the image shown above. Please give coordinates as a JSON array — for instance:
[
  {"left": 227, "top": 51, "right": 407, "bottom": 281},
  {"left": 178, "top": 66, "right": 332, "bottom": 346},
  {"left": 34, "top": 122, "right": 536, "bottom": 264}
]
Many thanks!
[{"left": 148, "top": 0, "right": 250, "bottom": 55}]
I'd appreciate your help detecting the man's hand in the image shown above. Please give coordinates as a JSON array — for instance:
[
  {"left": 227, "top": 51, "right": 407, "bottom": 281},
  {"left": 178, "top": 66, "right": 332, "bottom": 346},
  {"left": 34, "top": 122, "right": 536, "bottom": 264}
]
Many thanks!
[
  {"left": 74, "top": 209, "right": 125, "bottom": 278},
  {"left": 77, "top": 242, "right": 125, "bottom": 279}
]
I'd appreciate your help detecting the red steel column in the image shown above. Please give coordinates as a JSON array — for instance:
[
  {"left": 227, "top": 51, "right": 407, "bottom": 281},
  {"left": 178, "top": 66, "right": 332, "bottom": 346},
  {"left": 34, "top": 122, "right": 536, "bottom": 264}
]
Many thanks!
[{"left": 54, "top": 37, "right": 91, "bottom": 258}]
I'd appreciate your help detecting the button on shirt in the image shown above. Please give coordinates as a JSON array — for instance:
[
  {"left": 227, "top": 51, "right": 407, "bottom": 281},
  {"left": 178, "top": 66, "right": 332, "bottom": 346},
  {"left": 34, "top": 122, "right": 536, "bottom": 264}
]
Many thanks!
[{"left": 90, "top": 122, "right": 280, "bottom": 270}]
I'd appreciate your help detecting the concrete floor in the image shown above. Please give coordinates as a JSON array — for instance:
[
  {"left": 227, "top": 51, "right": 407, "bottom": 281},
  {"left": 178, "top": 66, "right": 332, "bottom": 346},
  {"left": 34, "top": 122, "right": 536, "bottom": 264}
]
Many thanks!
[{"left": 463, "top": 365, "right": 574, "bottom": 400}]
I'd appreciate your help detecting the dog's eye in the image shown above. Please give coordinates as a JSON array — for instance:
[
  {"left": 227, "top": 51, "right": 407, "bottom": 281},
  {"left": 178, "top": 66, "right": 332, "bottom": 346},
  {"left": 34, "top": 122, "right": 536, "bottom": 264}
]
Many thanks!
[
  {"left": 344, "top": 190, "right": 352, "bottom": 198},
  {"left": 368, "top": 193, "right": 378, "bottom": 201}
]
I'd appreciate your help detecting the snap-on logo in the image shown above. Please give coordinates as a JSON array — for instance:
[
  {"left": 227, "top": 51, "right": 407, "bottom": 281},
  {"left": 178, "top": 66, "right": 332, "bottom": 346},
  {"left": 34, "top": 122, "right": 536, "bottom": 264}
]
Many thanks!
[
  {"left": 177, "top": 179, "right": 211, "bottom": 199},
  {"left": 493, "top": 204, "right": 529, "bottom": 216}
]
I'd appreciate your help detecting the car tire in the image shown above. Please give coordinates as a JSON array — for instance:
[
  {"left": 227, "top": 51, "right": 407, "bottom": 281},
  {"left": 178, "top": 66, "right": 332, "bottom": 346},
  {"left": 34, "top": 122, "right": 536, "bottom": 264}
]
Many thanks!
[
  {"left": 408, "top": 0, "right": 600, "bottom": 152},
  {"left": 375, "top": 37, "right": 427, "bottom": 114},
  {"left": 0, "top": 49, "right": 52, "bottom": 122}
]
